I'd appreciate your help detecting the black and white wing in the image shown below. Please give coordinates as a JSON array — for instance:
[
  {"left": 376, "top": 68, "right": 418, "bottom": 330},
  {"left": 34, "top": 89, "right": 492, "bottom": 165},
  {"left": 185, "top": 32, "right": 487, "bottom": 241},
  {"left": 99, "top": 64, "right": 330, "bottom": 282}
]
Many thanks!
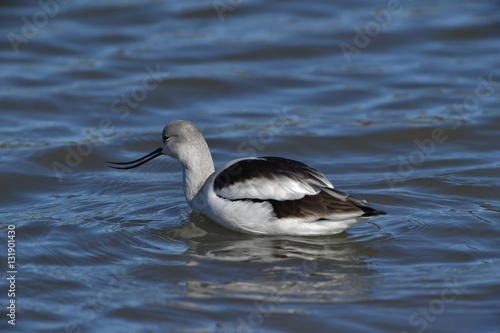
[{"left": 213, "top": 157, "right": 385, "bottom": 221}]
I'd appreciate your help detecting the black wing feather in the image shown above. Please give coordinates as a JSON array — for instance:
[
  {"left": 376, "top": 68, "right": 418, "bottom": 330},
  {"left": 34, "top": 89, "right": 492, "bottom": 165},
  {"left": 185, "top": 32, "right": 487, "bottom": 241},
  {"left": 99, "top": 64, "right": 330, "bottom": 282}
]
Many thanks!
[{"left": 213, "top": 157, "right": 386, "bottom": 220}]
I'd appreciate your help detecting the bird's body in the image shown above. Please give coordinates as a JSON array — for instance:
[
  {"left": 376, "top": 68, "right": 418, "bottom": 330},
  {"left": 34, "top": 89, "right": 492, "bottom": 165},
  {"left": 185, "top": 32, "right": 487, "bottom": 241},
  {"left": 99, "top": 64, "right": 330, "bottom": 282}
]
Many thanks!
[{"left": 109, "top": 120, "right": 385, "bottom": 236}]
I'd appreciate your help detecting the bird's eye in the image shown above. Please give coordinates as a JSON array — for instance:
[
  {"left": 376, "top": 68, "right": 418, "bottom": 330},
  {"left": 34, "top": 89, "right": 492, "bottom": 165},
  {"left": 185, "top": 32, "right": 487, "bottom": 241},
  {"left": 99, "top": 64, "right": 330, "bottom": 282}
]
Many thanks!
[{"left": 163, "top": 135, "right": 169, "bottom": 142}]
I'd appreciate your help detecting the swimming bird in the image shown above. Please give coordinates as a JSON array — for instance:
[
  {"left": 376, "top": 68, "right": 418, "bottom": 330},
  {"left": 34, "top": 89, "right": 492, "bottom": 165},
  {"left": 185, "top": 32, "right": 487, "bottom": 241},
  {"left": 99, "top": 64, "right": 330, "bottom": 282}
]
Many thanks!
[{"left": 108, "top": 120, "right": 386, "bottom": 235}]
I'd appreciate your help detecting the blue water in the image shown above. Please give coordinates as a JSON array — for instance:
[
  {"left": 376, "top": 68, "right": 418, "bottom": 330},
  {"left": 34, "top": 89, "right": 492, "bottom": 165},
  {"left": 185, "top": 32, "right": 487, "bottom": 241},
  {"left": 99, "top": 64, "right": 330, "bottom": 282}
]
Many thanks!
[{"left": 1, "top": 0, "right": 499, "bottom": 332}]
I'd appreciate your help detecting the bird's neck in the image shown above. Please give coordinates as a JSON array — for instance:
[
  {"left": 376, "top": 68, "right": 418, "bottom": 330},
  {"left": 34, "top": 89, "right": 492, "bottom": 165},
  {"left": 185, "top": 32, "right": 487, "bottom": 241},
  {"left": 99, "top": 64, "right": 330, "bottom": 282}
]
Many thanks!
[{"left": 179, "top": 145, "right": 215, "bottom": 204}]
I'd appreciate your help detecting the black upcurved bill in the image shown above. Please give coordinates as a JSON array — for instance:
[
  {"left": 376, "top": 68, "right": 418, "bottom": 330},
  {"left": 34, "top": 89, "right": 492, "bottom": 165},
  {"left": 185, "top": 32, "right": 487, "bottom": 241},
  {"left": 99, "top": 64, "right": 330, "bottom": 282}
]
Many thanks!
[{"left": 107, "top": 147, "right": 163, "bottom": 170}]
